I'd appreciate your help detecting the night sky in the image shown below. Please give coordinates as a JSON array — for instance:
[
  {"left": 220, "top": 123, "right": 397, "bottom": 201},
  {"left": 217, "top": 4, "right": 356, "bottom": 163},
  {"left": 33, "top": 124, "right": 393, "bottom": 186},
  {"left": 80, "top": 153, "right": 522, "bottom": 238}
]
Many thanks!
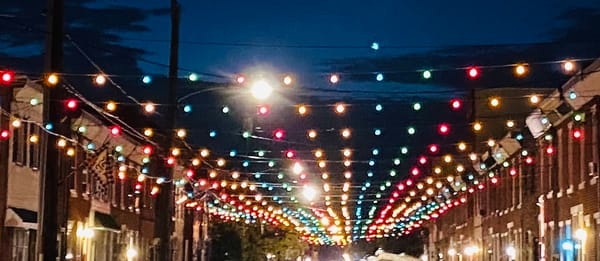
[{"left": 2, "top": 0, "right": 600, "bottom": 258}]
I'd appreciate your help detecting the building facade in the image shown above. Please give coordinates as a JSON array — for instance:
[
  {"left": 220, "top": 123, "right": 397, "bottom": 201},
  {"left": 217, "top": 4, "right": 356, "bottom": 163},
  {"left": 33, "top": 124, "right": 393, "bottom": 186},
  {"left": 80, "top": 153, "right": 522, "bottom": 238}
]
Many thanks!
[
  {"left": 427, "top": 59, "right": 600, "bottom": 261},
  {"left": 1, "top": 79, "right": 166, "bottom": 260}
]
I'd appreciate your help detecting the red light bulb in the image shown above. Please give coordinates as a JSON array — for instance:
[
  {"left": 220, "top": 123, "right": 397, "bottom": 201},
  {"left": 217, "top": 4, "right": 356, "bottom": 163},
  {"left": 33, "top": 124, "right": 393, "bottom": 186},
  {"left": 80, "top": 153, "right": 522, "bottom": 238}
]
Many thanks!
[
  {"left": 0, "top": 130, "right": 9, "bottom": 139},
  {"left": 411, "top": 167, "right": 420, "bottom": 176},
  {"left": 467, "top": 67, "right": 480, "bottom": 79},
  {"left": 273, "top": 129, "right": 285, "bottom": 140},
  {"left": 65, "top": 99, "right": 78, "bottom": 110},
  {"left": 0, "top": 70, "right": 14, "bottom": 85},
  {"left": 509, "top": 168, "right": 517, "bottom": 176},
  {"left": 166, "top": 156, "right": 176, "bottom": 165},
  {"left": 491, "top": 177, "right": 498, "bottom": 184},
  {"left": 525, "top": 156, "right": 534, "bottom": 164},
  {"left": 450, "top": 99, "right": 462, "bottom": 110},
  {"left": 418, "top": 156, "right": 427, "bottom": 165},
  {"left": 546, "top": 146, "right": 555, "bottom": 155},
  {"left": 186, "top": 169, "right": 195, "bottom": 178},
  {"left": 572, "top": 129, "right": 583, "bottom": 140},
  {"left": 438, "top": 123, "right": 450, "bottom": 135},
  {"left": 429, "top": 144, "right": 439, "bottom": 153},
  {"left": 257, "top": 105, "right": 270, "bottom": 115},
  {"left": 285, "top": 150, "right": 295, "bottom": 158},
  {"left": 142, "top": 145, "right": 153, "bottom": 155},
  {"left": 109, "top": 126, "right": 121, "bottom": 136}
]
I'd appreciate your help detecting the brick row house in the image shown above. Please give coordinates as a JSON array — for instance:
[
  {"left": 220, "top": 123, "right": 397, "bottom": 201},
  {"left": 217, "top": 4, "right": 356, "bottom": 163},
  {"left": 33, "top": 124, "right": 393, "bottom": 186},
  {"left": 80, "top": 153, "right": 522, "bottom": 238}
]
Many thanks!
[
  {"left": 426, "top": 59, "right": 600, "bottom": 261},
  {"left": 0, "top": 79, "right": 168, "bottom": 260}
]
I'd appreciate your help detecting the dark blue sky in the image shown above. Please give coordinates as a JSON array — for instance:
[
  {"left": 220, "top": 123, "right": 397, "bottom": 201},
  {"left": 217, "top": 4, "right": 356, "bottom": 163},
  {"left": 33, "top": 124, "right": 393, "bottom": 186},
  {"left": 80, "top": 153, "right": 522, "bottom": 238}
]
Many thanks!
[{"left": 121, "top": 0, "right": 599, "bottom": 81}]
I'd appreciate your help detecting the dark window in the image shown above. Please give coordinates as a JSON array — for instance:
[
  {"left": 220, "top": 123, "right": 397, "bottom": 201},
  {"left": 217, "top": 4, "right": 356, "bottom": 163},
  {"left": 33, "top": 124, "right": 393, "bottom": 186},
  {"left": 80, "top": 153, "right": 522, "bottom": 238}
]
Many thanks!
[
  {"left": 11, "top": 120, "right": 27, "bottom": 165},
  {"left": 28, "top": 123, "right": 40, "bottom": 170}
]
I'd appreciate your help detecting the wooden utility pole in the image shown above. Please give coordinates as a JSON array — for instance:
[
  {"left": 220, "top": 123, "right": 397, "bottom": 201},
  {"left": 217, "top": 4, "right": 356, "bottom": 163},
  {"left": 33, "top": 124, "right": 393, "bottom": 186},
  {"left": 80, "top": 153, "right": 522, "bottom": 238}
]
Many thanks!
[
  {"left": 38, "top": 0, "right": 64, "bottom": 260},
  {"left": 155, "top": 0, "right": 179, "bottom": 260},
  {"left": 0, "top": 70, "right": 14, "bottom": 261}
]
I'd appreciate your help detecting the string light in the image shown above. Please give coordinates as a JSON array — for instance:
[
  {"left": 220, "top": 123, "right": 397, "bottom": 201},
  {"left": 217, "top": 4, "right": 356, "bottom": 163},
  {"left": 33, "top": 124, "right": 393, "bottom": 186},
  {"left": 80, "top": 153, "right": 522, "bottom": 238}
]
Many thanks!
[
  {"left": 514, "top": 64, "right": 528, "bottom": 76},
  {"left": 283, "top": 75, "right": 293, "bottom": 86},
  {"left": 105, "top": 101, "right": 117, "bottom": 112},
  {"left": 422, "top": 70, "right": 432, "bottom": 79},
  {"left": 467, "top": 67, "right": 480, "bottom": 79},
  {"left": 529, "top": 95, "right": 540, "bottom": 104},
  {"left": 329, "top": 74, "right": 340, "bottom": 84},
  {"left": 341, "top": 128, "right": 351, "bottom": 139},
  {"left": 562, "top": 60, "right": 575, "bottom": 73},
  {"left": 335, "top": 103, "right": 346, "bottom": 114},
  {"left": 94, "top": 74, "right": 107, "bottom": 85},
  {"left": 506, "top": 120, "right": 515, "bottom": 128},
  {"left": 473, "top": 122, "right": 482, "bottom": 132},
  {"left": 46, "top": 73, "right": 59, "bottom": 85},
  {"left": 143, "top": 128, "right": 154, "bottom": 137},
  {"left": 143, "top": 102, "right": 156, "bottom": 113},
  {"left": 489, "top": 97, "right": 500, "bottom": 108}
]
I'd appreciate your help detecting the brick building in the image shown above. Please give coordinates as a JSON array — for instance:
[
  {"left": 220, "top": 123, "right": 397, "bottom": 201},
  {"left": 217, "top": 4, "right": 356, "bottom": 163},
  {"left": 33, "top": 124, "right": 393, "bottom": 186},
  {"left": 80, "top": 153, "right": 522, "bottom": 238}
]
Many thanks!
[
  {"left": 426, "top": 59, "right": 600, "bottom": 261},
  {"left": 0, "top": 79, "right": 169, "bottom": 260}
]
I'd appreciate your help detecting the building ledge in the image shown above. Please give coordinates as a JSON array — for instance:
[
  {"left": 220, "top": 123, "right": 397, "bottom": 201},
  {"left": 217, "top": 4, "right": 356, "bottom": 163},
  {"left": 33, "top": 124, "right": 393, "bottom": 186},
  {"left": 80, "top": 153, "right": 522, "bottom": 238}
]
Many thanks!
[
  {"left": 546, "top": 191, "right": 553, "bottom": 199},
  {"left": 557, "top": 190, "right": 563, "bottom": 198},
  {"left": 567, "top": 185, "right": 574, "bottom": 195},
  {"left": 578, "top": 182, "right": 586, "bottom": 190},
  {"left": 591, "top": 176, "right": 598, "bottom": 185}
]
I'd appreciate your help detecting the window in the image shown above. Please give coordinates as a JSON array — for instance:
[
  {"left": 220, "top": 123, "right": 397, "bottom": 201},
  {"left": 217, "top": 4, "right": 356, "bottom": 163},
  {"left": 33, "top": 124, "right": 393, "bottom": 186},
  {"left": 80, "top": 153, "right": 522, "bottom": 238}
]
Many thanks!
[
  {"left": 11, "top": 120, "right": 27, "bottom": 165},
  {"left": 28, "top": 123, "right": 40, "bottom": 169}
]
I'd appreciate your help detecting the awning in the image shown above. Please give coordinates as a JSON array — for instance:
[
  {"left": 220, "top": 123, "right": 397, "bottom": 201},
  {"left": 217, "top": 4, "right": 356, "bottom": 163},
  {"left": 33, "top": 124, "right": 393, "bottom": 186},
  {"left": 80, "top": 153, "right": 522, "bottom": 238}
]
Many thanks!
[
  {"left": 93, "top": 211, "right": 120, "bottom": 231},
  {"left": 4, "top": 207, "right": 37, "bottom": 230}
]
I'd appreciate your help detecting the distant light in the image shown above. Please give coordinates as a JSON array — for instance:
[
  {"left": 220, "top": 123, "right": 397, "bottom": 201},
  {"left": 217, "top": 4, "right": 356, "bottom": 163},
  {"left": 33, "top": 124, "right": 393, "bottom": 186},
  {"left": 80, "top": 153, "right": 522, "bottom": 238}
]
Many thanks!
[
  {"left": 429, "top": 144, "right": 439, "bottom": 153},
  {"left": 242, "top": 131, "right": 251, "bottom": 138},
  {"left": 422, "top": 70, "right": 432, "bottom": 79},
  {"left": 308, "top": 129, "right": 318, "bottom": 139},
  {"left": 401, "top": 147, "right": 408, "bottom": 154},
  {"left": 450, "top": 98, "right": 462, "bottom": 110},
  {"left": 329, "top": 74, "right": 340, "bottom": 84},
  {"left": 142, "top": 75, "right": 152, "bottom": 84},
  {"left": 222, "top": 106, "right": 230, "bottom": 114},
  {"left": 467, "top": 67, "right": 480, "bottom": 79},
  {"left": 209, "top": 130, "right": 217, "bottom": 137},
  {"left": 376, "top": 73, "right": 384, "bottom": 81},
  {"left": 283, "top": 75, "right": 293, "bottom": 86},
  {"left": 144, "top": 102, "right": 156, "bottom": 113},
  {"left": 335, "top": 103, "right": 346, "bottom": 114},
  {"left": 413, "top": 102, "right": 422, "bottom": 111},
  {"left": 375, "top": 104, "right": 383, "bottom": 111},
  {"left": 489, "top": 97, "right": 500, "bottom": 108},
  {"left": 473, "top": 122, "right": 482, "bottom": 132},
  {"left": 298, "top": 105, "right": 308, "bottom": 115},
  {"left": 529, "top": 95, "right": 540, "bottom": 104},
  {"left": 514, "top": 64, "right": 528, "bottom": 76},
  {"left": 273, "top": 129, "right": 285, "bottom": 139},
  {"left": 371, "top": 42, "right": 380, "bottom": 50},
  {"left": 506, "top": 120, "right": 515, "bottom": 128},
  {"left": 257, "top": 105, "right": 270, "bottom": 115},
  {"left": 562, "top": 60, "right": 576, "bottom": 73},
  {"left": 372, "top": 149, "right": 379, "bottom": 156},
  {"left": 438, "top": 123, "right": 450, "bottom": 135},
  {"left": 106, "top": 101, "right": 117, "bottom": 112},
  {"left": 94, "top": 74, "right": 107, "bottom": 85},
  {"left": 250, "top": 80, "right": 273, "bottom": 100},
  {"left": 183, "top": 104, "right": 192, "bottom": 113},
  {"left": 407, "top": 126, "right": 416, "bottom": 135},
  {"left": 47, "top": 73, "right": 59, "bottom": 85},
  {"left": 374, "top": 128, "right": 382, "bottom": 136},
  {"left": 188, "top": 73, "right": 199, "bottom": 82}
]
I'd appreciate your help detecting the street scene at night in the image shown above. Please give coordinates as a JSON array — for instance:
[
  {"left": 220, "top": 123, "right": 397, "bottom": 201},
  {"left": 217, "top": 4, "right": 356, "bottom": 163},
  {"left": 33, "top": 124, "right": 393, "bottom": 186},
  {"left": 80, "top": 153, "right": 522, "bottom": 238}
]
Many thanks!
[{"left": 2, "top": 1, "right": 600, "bottom": 260}]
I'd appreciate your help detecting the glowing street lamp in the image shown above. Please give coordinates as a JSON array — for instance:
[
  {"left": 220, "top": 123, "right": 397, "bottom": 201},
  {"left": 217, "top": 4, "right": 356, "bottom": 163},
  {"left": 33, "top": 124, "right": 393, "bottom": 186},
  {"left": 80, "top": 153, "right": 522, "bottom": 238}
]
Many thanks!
[{"left": 250, "top": 79, "right": 273, "bottom": 100}]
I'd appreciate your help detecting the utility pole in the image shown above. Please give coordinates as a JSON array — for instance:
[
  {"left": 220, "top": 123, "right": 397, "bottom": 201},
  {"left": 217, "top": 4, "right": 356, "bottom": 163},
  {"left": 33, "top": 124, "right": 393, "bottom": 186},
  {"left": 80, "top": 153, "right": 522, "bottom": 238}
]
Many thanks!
[
  {"left": 155, "top": 0, "right": 179, "bottom": 260},
  {"left": 38, "top": 0, "right": 64, "bottom": 260},
  {"left": 0, "top": 71, "right": 14, "bottom": 261}
]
